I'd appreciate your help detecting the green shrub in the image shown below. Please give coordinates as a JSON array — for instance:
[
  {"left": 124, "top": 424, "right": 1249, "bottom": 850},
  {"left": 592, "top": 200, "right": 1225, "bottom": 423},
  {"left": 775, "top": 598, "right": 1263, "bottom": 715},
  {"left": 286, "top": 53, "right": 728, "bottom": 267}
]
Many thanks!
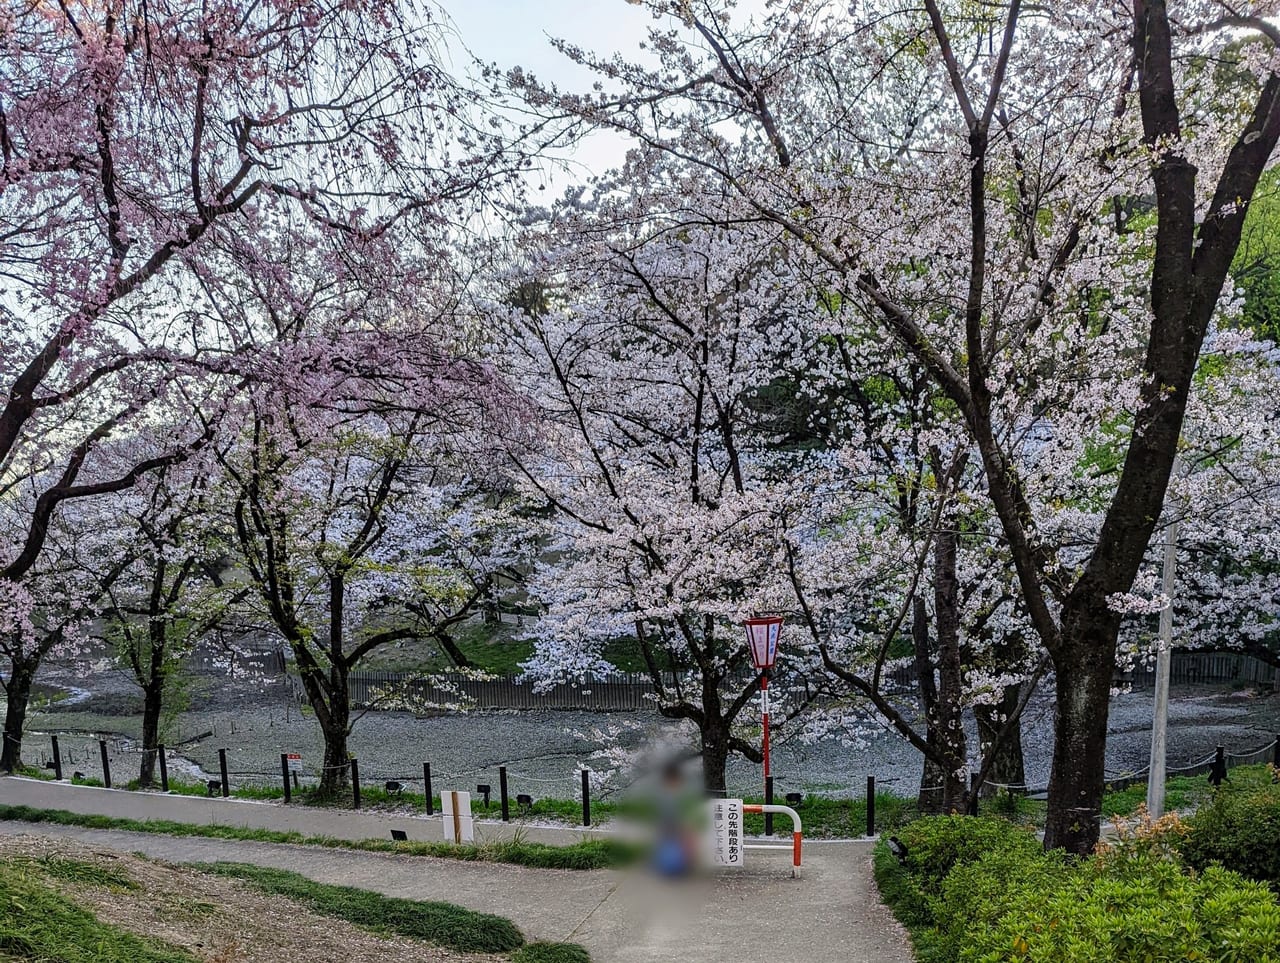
[
  {"left": 963, "top": 864, "right": 1280, "bottom": 963},
  {"left": 876, "top": 813, "right": 1280, "bottom": 963},
  {"left": 1181, "top": 766, "right": 1280, "bottom": 890},
  {"left": 894, "top": 815, "right": 1042, "bottom": 897}
]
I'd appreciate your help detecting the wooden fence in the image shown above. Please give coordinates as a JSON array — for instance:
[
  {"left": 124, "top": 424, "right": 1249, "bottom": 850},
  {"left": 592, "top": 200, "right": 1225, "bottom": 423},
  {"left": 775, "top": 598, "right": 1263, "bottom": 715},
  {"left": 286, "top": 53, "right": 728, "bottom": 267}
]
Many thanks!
[{"left": 1119, "top": 651, "right": 1277, "bottom": 689}]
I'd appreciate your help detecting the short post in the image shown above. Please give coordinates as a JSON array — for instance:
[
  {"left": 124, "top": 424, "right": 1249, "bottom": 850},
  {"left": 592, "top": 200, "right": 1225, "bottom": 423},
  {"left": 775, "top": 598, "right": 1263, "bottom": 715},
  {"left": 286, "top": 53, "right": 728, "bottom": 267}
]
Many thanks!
[
  {"left": 581, "top": 769, "right": 591, "bottom": 827},
  {"left": 292, "top": 770, "right": 299, "bottom": 789},
  {"left": 51, "top": 735, "right": 62, "bottom": 781},
  {"left": 1272, "top": 733, "right": 1279, "bottom": 769},
  {"left": 99, "top": 739, "right": 112, "bottom": 788},
  {"left": 158, "top": 744, "right": 169, "bottom": 792},
  {"left": 866, "top": 776, "right": 876, "bottom": 836},
  {"left": 280, "top": 753, "right": 292, "bottom": 804},
  {"left": 218, "top": 748, "right": 230, "bottom": 797},
  {"left": 1210, "top": 745, "right": 1227, "bottom": 788},
  {"left": 968, "top": 771, "right": 980, "bottom": 816},
  {"left": 764, "top": 775, "right": 774, "bottom": 836},
  {"left": 499, "top": 765, "right": 510, "bottom": 822},
  {"left": 351, "top": 757, "right": 361, "bottom": 809},
  {"left": 423, "top": 762, "right": 433, "bottom": 816}
]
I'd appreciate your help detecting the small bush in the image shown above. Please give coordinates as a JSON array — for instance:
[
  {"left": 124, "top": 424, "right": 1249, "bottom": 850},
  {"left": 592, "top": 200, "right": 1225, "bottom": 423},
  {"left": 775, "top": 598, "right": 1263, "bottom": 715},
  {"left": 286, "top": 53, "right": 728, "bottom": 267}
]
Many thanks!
[
  {"left": 894, "top": 815, "right": 1042, "bottom": 896},
  {"left": 876, "top": 813, "right": 1280, "bottom": 963},
  {"left": 1180, "top": 766, "right": 1280, "bottom": 890},
  {"left": 963, "top": 864, "right": 1280, "bottom": 963}
]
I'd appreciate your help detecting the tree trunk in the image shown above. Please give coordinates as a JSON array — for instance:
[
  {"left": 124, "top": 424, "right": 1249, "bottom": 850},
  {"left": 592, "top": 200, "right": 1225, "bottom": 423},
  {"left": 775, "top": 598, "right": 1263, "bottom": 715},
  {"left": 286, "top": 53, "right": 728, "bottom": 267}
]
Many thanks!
[
  {"left": 912, "top": 596, "right": 946, "bottom": 813},
  {"left": 701, "top": 719, "right": 729, "bottom": 796},
  {"left": 318, "top": 692, "right": 351, "bottom": 797},
  {"left": 0, "top": 657, "right": 35, "bottom": 772},
  {"left": 138, "top": 679, "right": 164, "bottom": 787},
  {"left": 1043, "top": 606, "right": 1118, "bottom": 852},
  {"left": 975, "top": 685, "right": 1026, "bottom": 796},
  {"left": 314, "top": 573, "right": 352, "bottom": 798},
  {"left": 932, "top": 527, "right": 969, "bottom": 812}
]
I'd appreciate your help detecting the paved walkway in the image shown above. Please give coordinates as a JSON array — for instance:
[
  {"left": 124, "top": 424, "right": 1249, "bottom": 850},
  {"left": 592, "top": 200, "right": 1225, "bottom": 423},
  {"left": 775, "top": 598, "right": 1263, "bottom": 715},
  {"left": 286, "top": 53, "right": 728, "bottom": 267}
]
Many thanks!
[{"left": 0, "top": 778, "right": 913, "bottom": 963}]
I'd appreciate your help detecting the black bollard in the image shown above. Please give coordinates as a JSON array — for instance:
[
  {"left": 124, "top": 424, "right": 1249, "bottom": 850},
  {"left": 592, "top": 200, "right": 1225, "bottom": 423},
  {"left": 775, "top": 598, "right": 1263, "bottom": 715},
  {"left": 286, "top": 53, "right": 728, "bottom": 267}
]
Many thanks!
[
  {"left": 968, "top": 772, "right": 980, "bottom": 816},
  {"left": 158, "top": 744, "right": 169, "bottom": 792},
  {"left": 765, "top": 776, "right": 774, "bottom": 836},
  {"left": 581, "top": 769, "right": 591, "bottom": 827},
  {"left": 1210, "top": 745, "right": 1227, "bottom": 788},
  {"left": 51, "top": 735, "right": 62, "bottom": 781},
  {"left": 424, "top": 762, "right": 433, "bottom": 816},
  {"left": 99, "top": 739, "right": 111, "bottom": 788},
  {"left": 1273, "top": 733, "right": 1279, "bottom": 769},
  {"left": 281, "top": 754, "right": 292, "bottom": 804},
  {"left": 351, "top": 757, "right": 361, "bottom": 809},
  {"left": 866, "top": 776, "right": 876, "bottom": 836},
  {"left": 218, "top": 748, "right": 230, "bottom": 797},
  {"left": 500, "top": 766, "right": 510, "bottom": 822}
]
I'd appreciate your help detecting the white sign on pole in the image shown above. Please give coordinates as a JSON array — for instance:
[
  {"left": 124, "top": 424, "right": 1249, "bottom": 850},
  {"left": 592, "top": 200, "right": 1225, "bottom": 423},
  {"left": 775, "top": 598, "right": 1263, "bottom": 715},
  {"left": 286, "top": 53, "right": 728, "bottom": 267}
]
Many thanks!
[
  {"left": 441, "top": 790, "right": 475, "bottom": 844},
  {"left": 708, "top": 798, "right": 745, "bottom": 868},
  {"left": 286, "top": 753, "right": 302, "bottom": 773}
]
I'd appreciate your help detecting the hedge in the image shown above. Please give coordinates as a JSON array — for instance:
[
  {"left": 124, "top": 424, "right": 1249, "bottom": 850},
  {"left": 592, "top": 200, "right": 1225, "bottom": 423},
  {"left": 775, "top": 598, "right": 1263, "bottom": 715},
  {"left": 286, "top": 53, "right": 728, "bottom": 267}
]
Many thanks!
[{"left": 875, "top": 813, "right": 1280, "bottom": 963}]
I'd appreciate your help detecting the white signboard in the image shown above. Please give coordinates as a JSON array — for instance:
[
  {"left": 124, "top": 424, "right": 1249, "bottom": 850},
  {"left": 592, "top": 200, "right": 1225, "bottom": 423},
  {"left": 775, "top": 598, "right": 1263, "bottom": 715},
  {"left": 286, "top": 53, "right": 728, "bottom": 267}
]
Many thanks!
[
  {"left": 708, "top": 798, "right": 745, "bottom": 868},
  {"left": 441, "top": 790, "right": 475, "bottom": 844},
  {"left": 286, "top": 753, "right": 302, "bottom": 773}
]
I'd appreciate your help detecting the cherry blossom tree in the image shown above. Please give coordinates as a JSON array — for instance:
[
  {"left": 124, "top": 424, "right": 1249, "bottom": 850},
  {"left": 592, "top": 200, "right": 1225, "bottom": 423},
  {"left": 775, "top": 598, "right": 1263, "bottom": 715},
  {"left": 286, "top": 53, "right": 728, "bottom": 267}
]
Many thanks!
[
  {"left": 512, "top": 0, "right": 1280, "bottom": 854},
  {"left": 1, "top": 0, "right": 519, "bottom": 771},
  {"left": 95, "top": 457, "right": 240, "bottom": 787}
]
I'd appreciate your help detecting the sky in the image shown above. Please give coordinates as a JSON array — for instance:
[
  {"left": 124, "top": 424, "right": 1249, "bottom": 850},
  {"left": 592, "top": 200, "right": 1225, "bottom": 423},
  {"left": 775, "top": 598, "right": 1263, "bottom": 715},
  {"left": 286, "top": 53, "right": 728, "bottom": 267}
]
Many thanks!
[{"left": 443, "top": 0, "right": 664, "bottom": 181}]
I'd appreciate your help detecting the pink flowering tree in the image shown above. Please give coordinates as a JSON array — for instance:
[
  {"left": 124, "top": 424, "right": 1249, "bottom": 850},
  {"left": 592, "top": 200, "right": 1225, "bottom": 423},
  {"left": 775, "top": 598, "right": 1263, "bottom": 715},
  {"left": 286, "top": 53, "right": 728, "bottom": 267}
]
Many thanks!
[
  {"left": 1, "top": 0, "right": 517, "bottom": 771},
  {"left": 513, "top": 0, "right": 1280, "bottom": 853},
  {"left": 93, "top": 454, "right": 243, "bottom": 787}
]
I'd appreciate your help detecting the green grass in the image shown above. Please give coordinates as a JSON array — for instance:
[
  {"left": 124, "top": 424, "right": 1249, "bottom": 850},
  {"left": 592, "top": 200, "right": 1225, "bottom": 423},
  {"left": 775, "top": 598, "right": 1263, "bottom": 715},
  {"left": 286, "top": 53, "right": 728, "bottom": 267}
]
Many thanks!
[
  {"left": 0, "top": 803, "right": 641, "bottom": 869},
  {"left": 0, "top": 859, "right": 195, "bottom": 963},
  {"left": 512, "top": 941, "right": 594, "bottom": 963},
  {"left": 34, "top": 855, "right": 139, "bottom": 891},
  {"left": 1100, "top": 773, "right": 1212, "bottom": 817},
  {"left": 741, "top": 791, "right": 915, "bottom": 838},
  {"left": 195, "top": 862, "right": 524, "bottom": 954}
]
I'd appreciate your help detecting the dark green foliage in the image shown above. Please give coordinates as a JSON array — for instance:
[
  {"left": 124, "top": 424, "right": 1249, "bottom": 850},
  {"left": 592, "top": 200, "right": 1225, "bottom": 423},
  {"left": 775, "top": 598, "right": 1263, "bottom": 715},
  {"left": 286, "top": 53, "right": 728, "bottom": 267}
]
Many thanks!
[
  {"left": 196, "top": 862, "right": 524, "bottom": 953},
  {"left": 511, "top": 942, "right": 593, "bottom": 963},
  {"left": 891, "top": 815, "right": 1042, "bottom": 896},
  {"left": 0, "top": 860, "right": 195, "bottom": 963},
  {"left": 1181, "top": 766, "right": 1280, "bottom": 890},
  {"left": 874, "top": 814, "right": 1280, "bottom": 963}
]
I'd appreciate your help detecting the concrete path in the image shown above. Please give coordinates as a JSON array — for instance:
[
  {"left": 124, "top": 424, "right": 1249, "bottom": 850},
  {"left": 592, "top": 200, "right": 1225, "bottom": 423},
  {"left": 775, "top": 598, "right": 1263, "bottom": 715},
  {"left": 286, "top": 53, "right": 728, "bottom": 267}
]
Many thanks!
[
  {"left": 0, "top": 777, "right": 913, "bottom": 963},
  {"left": 0, "top": 775, "right": 609, "bottom": 846}
]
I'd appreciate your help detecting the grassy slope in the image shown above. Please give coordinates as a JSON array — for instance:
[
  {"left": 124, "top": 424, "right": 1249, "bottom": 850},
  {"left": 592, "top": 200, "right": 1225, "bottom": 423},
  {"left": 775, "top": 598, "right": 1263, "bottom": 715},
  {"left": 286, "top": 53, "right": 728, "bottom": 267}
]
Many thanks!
[
  {"left": 0, "top": 858, "right": 194, "bottom": 963},
  {"left": 0, "top": 803, "right": 642, "bottom": 869},
  {"left": 196, "top": 862, "right": 524, "bottom": 953}
]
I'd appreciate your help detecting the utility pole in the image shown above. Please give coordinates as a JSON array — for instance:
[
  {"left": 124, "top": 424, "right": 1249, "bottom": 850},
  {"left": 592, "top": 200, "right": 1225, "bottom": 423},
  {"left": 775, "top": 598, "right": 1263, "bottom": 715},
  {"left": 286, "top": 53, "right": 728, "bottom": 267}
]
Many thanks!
[{"left": 1146, "top": 514, "right": 1179, "bottom": 818}]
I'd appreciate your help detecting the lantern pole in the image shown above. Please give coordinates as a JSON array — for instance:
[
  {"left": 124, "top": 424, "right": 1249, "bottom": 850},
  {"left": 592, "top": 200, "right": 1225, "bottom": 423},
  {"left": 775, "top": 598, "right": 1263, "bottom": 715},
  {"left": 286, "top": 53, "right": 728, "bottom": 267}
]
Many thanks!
[{"left": 761, "top": 669, "right": 770, "bottom": 782}]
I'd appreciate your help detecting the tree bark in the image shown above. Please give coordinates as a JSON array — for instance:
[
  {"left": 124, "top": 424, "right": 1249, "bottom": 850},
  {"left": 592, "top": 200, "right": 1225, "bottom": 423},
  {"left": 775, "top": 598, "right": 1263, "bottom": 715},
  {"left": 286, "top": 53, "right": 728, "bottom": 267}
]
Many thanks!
[
  {"left": 1042, "top": 605, "right": 1118, "bottom": 852},
  {"left": 932, "top": 527, "right": 969, "bottom": 812},
  {"left": 138, "top": 678, "right": 164, "bottom": 787},
  {"left": 0, "top": 657, "right": 36, "bottom": 772},
  {"left": 701, "top": 718, "right": 729, "bottom": 796},
  {"left": 318, "top": 679, "right": 351, "bottom": 797},
  {"left": 316, "top": 572, "right": 351, "bottom": 797},
  {"left": 912, "top": 596, "right": 946, "bottom": 813},
  {"left": 975, "top": 686, "right": 1026, "bottom": 796}
]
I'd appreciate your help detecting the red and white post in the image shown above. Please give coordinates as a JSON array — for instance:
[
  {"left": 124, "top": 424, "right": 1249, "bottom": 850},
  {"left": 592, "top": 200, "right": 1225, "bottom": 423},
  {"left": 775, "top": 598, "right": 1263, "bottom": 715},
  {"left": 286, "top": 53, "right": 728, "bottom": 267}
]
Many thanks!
[{"left": 744, "top": 615, "right": 783, "bottom": 812}]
